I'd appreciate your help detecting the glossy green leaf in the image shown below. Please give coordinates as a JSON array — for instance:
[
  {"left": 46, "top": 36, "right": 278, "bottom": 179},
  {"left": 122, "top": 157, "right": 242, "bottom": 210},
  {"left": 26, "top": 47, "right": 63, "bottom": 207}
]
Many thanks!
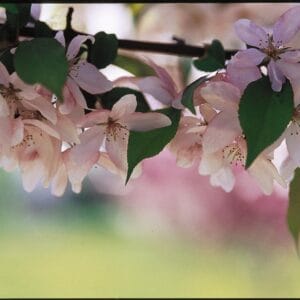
[
  {"left": 126, "top": 107, "right": 181, "bottom": 183},
  {"left": 14, "top": 38, "right": 68, "bottom": 99},
  {"left": 193, "top": 40, "right": 225, "bottom": 72},
  {"left": 181, "top": 75, "right": 207, "bottom": 114},
  {"left": 89, "top": 32, "right": 118, "bottom": 69},
  {"left": 100, "top": 87, "right": 150, "bottom": 112},
  {"left": 113, "top": 55, "right": 155, "bottom": 77},
  {"left": 239, "top": 77, "right": 294, "bottom": 168},
  {"left": 288, "top": 167, "right": 300, "bottom": 254}
]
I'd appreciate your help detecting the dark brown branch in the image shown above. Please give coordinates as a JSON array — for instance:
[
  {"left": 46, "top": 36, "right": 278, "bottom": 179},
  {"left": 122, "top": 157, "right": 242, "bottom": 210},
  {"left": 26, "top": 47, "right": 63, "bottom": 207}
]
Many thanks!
[{"left": 16, "top": 7, "right": 237, "bottom": 59}]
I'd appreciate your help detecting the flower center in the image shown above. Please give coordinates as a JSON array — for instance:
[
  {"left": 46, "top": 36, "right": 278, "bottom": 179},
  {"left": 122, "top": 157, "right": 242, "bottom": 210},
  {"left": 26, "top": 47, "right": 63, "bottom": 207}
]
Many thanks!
[
  {"left": 261, "top": 34, "right": 288, "bottom": 61},
  {"left": 222, "top": 143, "right": 245, "bottom": 167},
  {"left": 105, "top": 117, "right": 129, "bottom": 142}
]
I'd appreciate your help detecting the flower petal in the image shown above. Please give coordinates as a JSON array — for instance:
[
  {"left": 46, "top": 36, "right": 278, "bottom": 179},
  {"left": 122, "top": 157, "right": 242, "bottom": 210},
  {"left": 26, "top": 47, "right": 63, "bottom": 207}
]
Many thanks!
[
  {"left": 0, "top": 62, "right": 10, "bottom": 87},
  {"left": 110, "top": 94, "right": 137, "bottom": 120},
  {"left": 267, "top": 60, "right": 285, "bottom": 92},
  {"left": 123, "top": 112, "right": 171, "bottom": 131},
  {"left": 200, "top": 81, "right": 241, "bottom": 111},
  {"left": 23, "top": 119, "right": 60, "bottom": 140},
  {"left": 202, "top": 111, "right": 242, "bottom": 153},
  {"left": 286, "top": 122, "right": 300, "bottom": 165},
  {"left": 198, "top": 150, "right": 223, "bottom": 175},
  {"left": 279, "top": 50, "right": 300, "bottom": 63},
  {"left": 210, "top": 166, "right": 235, "bottom": 193},
  {"left": 70, "top": 61, "right": 113, "bottom": 94},
  {"left": 234, "top": 19, "right": 269, "bottom": 48},
  {"left": 55, "top": 31, "right": 66, "bottom": 48},
  {"left": 51, "top": 163, "right": 68, "bottom": 197},
  {"left": 273, "top": 6, "right": 300, "bottom": 45},
  {"left": 66, "top": 35, "right": 95, "bottom": 60}
]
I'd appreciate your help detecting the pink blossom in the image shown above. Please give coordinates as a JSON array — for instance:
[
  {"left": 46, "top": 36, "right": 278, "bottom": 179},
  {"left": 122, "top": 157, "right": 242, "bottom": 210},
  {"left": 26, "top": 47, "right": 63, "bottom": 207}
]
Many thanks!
[
  {"left": 55, "top": 31, "right": 113, "bottom": 114},
  {"left": 229, "top": 6, "right": 300, "bottom": 92}
]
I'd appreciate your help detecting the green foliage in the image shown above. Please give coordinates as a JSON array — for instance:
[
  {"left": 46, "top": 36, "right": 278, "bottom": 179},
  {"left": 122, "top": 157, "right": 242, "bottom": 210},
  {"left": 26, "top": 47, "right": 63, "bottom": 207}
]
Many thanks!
[
  {"left": 181, "top": 75, "right": 207, "bottom": 114},
  {"left": 126, "top": 107, "right": 181, "bottom": 183},
  {"left": 193, "top": 40, "right": 225, "bottom": 72},
  {"left": 32, "top": 20, "right": 54, "bottom": 38},
  {"left": 100, "top": 87, "right": 150, "bottom": 112},
  {"left": 239, "top": 77, "right": 293, "bottom": 168},
  {"left": 288, "top": 168, "right": 300, "bottom": 254},
  {"left": 113, "top": 54, "right": 155, "bottom": 77},
  {"left": 89, "top": 32, "right": 118, "bottom": 69},
  {"left": 14, "top": 38, "right": 68, "bottom": 99}
]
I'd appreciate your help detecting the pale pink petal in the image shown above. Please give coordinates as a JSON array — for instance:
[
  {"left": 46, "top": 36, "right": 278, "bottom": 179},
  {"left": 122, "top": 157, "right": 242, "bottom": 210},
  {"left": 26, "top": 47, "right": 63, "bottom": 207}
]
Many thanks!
[
  {"left": 203, "top": 111, "right": 242, "bottom": 154},
  {"left": 234, "top": 19, "right": 269, "bottom": 48},
  {"left": 23, "top": 119, "right": 60, "bottom": 140},
  {"left": 198, "top": 151, "right": 224, "bottom": 175},
  {"left": 200, "top": 81, "right": 240, "bottom": 111},
  {"left": 105, "top": 126, "right": 128, "bottom": 172},
  {"left": 137, "top": 76, "right": 174, "bottom": 105},
  {"left": 59, "top": 82, "right": 77, "bottom": 114},
  {"left": 210, "top": 166, "right": 235, "bottom": 193},
  {"left": 54, "top": 114, "right": 80, "bottom": 144},
  {"left": 55, "top": 31, "right": 66, "bottom": 47},
  {"left": 77, "top": 110, "right": 109, "bottom": 128},
  {"left": 22, "top": 97, "right": 57, "bottom": 124},
  {"left": 66, "top": 35, "right": 95, "bottom": 60},
  {"left": 199, "top": 103, "right": 217, "bottom": 123},
  {"left": 267, "top": 60, "right": 285, "bottom": 92},
  {"left": 51, "top": 163, "right": 68, "bottom": 197},
  {"left": 10, "top": 73, "right": 38, "bottom": 100},
  {"left": 70, "top": 61, "right": 113, "bottom": 94},
  {"left": 280, "top": 155, "right": 297, "bottom": 182},
  {"left": 286, "top": 122, "right": 300, "bottom": 165},
  {"left": 273, "top": 6, "right": 300, "bottom": 45},
  {"left": 232, "top": 48, "right": 266, "bottom": 66},
  {"left": 20, "top": 160, "right": 44, "bottom": 192},
  {"left": 123, "top": 112, "right": 171, "bottom": 131},
  {"left": 0, "top": 62, "right": 10, "bottom": 87},
  {"left": 0, "top": 117, "right": 23, "bottom": 149},
  {"left": 110, "top": 94, "right": 137, "bottom": 120},
  {"left": 66, "top": 77, "right": 88, "bottom": 109},
  {"left": 63, "top": 126, "right": 105, "bottom": 193},
  {"left": 279, "top": 50, "right": 300, "bottom": 63},
  {"left": 10, "top": 117, "right": 24, "bottom": 146}
]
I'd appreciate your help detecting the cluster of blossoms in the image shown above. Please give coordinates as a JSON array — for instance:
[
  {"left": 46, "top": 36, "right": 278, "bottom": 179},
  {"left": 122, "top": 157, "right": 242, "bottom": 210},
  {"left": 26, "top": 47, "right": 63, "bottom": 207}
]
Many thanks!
[{"left": 1, "top": 5, "right": 300, "bottom": 197}]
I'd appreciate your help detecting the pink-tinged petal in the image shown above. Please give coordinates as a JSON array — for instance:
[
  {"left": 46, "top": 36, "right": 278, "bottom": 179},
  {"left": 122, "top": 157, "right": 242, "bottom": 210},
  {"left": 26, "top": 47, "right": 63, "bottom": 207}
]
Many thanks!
[
  {"left": 199, "top": 103, "right": 217, "bottom": 123},
  {"left": 137, "top": 76, "right": 174, "bottom": 105},
  {"left": 234, "top": 19, "right": 269, "bottom": 48},
  {"left": 63, "top": 126, "right": 104, "bottom": 193},
  {"left": 70, "top": 61, "right": 113, "bottom": 94},
  {"left": 0, "top": 94, "right": 10, "bottom": 117},
  {"left": 77, "top": 110, "right": 109, "bottom": 128},
  {"left": 10, "top": 73, "right": 38, "bottom": 100},
  {"left": 273, "top": 6, "right": 300, "bottom": 45},
  {"left": 198, "top": 150, "right": 223, "bottom": 175},
  {"left": 55, "top": 114, "right": 80, "bottom": 144},
  {"left": 110, "top": 94, "right": 137, "bottom": 120},
  {"left": 66, "top": 77, "right": 88, "bottom": 109},
  {"left": 276, "top": 60, "right": 300, "bottom": 105},
  {"left": 20, "top": 160, "right": 44, "bottom": 192},
  {"left": 54, "top": 31, "right": 66, "bottom": 48},
  {"left": 176, "top": 147, "right": 201, "bottom": 168},
  {"left": 200, "top": 81, "right": 240, "bottom": 111},
  {"left": 105, "top": 126, "right": 129, "bottom": 172},
  {"left": 279, "top": 50, "right": 300, "bottom": 63},
  {"left": 23, "top": 119, "right": 60, "bottom": 140},
  {"left": 0, "top": 117, "right": 23, "bottom": 149},
  {"left": 210, "top": 166, "right": 235, "bottom": 193},
  {"left": 233, "top": 49, "right": 266, "bottom": 66},
  {"left": 0, "top": 62, "right": 10, "bottom": 87},
  {"left": 280, "top": 155, "right": 297, "bottom": 182},
  {"left": 22, "top": 97, "right": 57, "bottom": 124},
  {"left": 227, "top": 60, "right": 262, "bottom": 93},
  {"left": 51, "top": 163, "right": 68, "bottom": 197},
  {"left": 123, "top": 112, "right": 171, "bottom": 131},
  {"left": 286, "top": 122, "right": 300, "bottom": 165},
  {"left": 248, "top": 156, "right": 286, "bottom": 195},
  {"left": 203, "top": 111, "right": 242, "bottom": 154},
  {"left": 267, "top": 60, "right": 285, "bottom": 92},
  {"left": 67, "top": 35, "right": 95, "bottom": 60},
  {"left": 59, "top": 82, "right": 77, "bottom": 115},
  {"left": 10, "top": 117, "right": 24, "bottom": 146}
]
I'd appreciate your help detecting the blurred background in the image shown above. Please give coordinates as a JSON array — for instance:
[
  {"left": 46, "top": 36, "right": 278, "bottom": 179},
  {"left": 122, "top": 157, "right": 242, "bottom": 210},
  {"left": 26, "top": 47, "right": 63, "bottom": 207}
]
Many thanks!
[{"left": 1, "top": 3, "right": 300, "bottom": 297}]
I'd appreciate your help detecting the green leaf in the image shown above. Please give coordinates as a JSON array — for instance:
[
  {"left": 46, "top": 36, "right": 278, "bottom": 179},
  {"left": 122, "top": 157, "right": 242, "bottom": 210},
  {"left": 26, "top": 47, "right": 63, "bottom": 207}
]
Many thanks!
[
  {"left": 100, "top": 87, "right": 150, "bottom": 113},
  {"left": 0, "top": 4, "right": 19, "bottom": 14},
  {"left": 113, "top": 54, "right": 155, "bottom": 77},
  {"left": 89, "top": 32, "right": 118, "bottom": 69},
  {"left": 239, "top": 77, "right": 294, "bottom": 168},
  {"left": 181, "top": 75, "right": 208, "bottom": 114},
  {"left": 33, "top": 20, "right": 54, "bottom": 38},
  {"left": 193, "top": 39, "right": 225, "bottom": 72},
  {"left": 288, "top": 167, "right": 300, "bottom": 254},
  {"left": 14, "top": 38, "right": 68, "bottom": 99},
  {"left": 126, "top": 107, "right": 181, "bottom": 183}
]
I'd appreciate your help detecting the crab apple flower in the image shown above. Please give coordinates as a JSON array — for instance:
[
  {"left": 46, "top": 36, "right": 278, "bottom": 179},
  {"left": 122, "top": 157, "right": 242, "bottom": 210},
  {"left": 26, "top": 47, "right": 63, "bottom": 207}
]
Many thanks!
[
  {"left": 199, "top": 137, "right": 286, "bottom": 195},
  {"left": 78, "top": 94, "right": 172, "bottom": 171},
  {"left": 200, "top": 81, "right": 242, "bottom": 154},
  {"left": 54, "top": 31, "right": 113, "bottom": 114},
  {"left": 231, "top": 6, "right": 300, "bottom": 92}
]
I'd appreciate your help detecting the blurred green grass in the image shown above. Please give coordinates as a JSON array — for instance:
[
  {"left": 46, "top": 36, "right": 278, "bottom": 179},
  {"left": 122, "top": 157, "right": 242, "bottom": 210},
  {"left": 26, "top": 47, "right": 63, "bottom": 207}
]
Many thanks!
[{"left": 0, "top": 170, "right": 299, "bottom": 297}]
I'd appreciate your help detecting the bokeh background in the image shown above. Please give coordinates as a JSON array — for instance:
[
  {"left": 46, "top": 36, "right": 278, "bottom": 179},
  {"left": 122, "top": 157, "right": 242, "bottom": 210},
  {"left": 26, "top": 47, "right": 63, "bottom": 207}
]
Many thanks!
[{"left": 1, "top": 3, "right": 300, "bottom": 297}]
